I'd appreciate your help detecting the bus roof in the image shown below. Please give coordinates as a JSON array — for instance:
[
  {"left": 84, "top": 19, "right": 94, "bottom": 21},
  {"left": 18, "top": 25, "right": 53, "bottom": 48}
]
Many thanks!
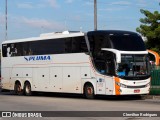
[{"left": 2, "top": 31, "right": 84, "bottom": 44}]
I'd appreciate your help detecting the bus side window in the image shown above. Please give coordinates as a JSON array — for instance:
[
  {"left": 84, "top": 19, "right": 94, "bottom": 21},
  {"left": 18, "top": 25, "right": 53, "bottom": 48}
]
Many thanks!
[
  {"left": 8, "top": 44, "right": 17, "bottom": 57},
  {"left": 105, "top": 52, "right": 116, "bottom": 76},
  {"left": 16, "top": 43, "right": 22, "bottom": 56},
  {"left": 71, "top": 36, "right": 88, "bottom": 53},
  {"left": 6, "top": 44, "right": 11, "bottom": 57},
  {"left": 23, "top": 42, "right": 30, "bottom": 56},
  {"left": 80, "top": 37, "right": 88, "bottom": 52},
  {"left": 65, "top": 38, "right": 72, "bottom": 53},
  {"left": 28, "top": 49, "right": 33, "bottom": 55},
  {"left": 72, "top": 37, "right": 80, "bottom": 53},
  {"left": 2, "top": 45, "right": 7, "bottom": 57},
  {"left": 94, "top": 51, "right": 115, "bottom": 76}
]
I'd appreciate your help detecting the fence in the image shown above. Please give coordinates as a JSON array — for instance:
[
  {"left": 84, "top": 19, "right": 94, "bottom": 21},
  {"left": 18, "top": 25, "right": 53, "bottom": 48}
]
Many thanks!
[{"left": 150, "top": 66, "right": 160, "bottom": 95}]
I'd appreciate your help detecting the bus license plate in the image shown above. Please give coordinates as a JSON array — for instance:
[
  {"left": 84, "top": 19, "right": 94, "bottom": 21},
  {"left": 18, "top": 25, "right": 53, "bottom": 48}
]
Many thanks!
[{"left": 134, "top": 89, "right": 140, "bottom": 93}]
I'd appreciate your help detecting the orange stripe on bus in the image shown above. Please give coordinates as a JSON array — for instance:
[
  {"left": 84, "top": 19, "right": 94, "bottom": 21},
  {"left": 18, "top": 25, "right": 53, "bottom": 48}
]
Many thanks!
[{"left": 115, "top": 77, "right": 120, "bottom": 95}]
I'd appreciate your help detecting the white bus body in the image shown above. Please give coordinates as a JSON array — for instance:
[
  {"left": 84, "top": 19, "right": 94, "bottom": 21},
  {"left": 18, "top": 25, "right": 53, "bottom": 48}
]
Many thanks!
[{"left": 1, "top": 30, "right": 151, "bottom": 98}]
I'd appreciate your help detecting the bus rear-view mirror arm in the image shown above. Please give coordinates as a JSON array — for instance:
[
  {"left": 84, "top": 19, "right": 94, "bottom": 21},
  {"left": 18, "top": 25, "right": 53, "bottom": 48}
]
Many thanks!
[{"left": 101, "top": 48, "right": 121, "bottom": 63}]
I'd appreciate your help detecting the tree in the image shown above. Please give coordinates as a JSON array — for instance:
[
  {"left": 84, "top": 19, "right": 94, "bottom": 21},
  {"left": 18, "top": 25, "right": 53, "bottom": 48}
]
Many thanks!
[{"left": 136, "top": 9, "right": 160, "bottom": 53}]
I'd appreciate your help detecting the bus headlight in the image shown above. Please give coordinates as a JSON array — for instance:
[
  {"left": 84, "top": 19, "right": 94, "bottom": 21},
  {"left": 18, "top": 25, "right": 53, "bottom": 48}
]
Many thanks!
[{"left": 115, "top": 82, "right": 127, "bottom": 88}]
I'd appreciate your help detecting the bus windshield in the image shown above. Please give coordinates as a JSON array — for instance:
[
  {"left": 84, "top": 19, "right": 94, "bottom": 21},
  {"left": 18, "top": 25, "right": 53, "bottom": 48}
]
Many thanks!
[
  {"left": 117, "top": 54, "right": 150, "bottom": 77},
  {"left": 109, "top": 35, "right": 146, "bottom": 51}
]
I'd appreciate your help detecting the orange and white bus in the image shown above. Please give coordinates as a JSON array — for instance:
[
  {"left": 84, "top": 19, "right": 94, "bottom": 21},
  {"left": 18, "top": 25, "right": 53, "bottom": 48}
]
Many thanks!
[{"left": 1, "top": 30, "right": 151, "bottom": 99}]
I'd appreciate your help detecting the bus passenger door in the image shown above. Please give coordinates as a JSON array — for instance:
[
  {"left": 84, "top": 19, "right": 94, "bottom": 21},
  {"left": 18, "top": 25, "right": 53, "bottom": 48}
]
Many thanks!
[{"left": 96, "top": 76, "right": 106, "bottom": 94}]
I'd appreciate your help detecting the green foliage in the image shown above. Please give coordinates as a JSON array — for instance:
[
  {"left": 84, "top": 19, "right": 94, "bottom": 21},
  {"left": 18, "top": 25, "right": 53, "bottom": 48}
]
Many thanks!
[{"left": 136, "top": 9, "right": 160, "bottom": 54}]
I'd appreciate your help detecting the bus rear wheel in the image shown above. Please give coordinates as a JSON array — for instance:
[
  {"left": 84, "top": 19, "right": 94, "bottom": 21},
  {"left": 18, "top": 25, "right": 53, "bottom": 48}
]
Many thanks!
[
  {"left": 14, "top": 82, "right": 23, "bottom": 95},
  {"left": 24, "top": 82, "right": 32, "bottom": 96},
  {"left": 84, "top": 84, "right": 95, "bottom": 99}
]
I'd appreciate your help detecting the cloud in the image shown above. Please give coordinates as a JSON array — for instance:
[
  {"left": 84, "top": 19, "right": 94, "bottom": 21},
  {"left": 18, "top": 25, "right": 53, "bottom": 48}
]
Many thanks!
[
  {"left": 65, "top": 0, "right": 74, "bottom": 3},
  {"left": 135, "top": 0, "right": 148, "bottom": 7},
  {"left": 46, "top": 0, "right": 60, "bottom": 8},
  {"left": 84, "top": 1, "right": 93, "bottom": 6},
  {"left": 17, "top": 0, "right": 61, "bottom": 9},
  {"left": 17, "top": 2, "right": 46, "bottom": 9},
  {"left": 18, "top": 17, "right": 64, "bottom": 31},
  {"left": 17, "top": 2, "right": 33, "bottom": 9},
  {"left": 110, "top": 1, "right": 131, "bottom": 5},
  {"left": 36, "top": 4, "right": 46, "bottom": 8},
  {"left": 96, "top": 1, "right": 132, "bottom": 12},
  {"left": 6, "top": 14, "right": 64, "bottom": 31},
  {"left": 0, "top": 13, "right": 5, "bottom": 26},
  {"left": 99, "top": 7, "right": 127, "bottom": 12}
]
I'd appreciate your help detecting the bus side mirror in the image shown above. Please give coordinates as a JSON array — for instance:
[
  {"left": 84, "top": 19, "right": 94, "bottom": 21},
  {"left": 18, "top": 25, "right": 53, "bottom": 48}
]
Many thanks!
[
  {"left": 116, "top": 53, "right": 121, "bottom": 63},
  {"left": 101, "top": 48, "right": 121, "bottom": 63}
]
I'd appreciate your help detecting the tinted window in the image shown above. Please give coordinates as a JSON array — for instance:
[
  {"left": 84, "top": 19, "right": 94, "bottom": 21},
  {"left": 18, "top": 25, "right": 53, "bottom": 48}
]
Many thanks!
[
  {"left": 88, "top": 35, "right": 111, "bottom": 54},
  {"left": 2, "top": 44, "right": 7, "bottom": 57},
  {"left": 110, "top": 35, "right": 146, "bottom": 51},
  {"left": 93, "top": 51, "right": 115, "bottom": 76},
  {"left": 29, "top": 39, "right": 65, "bottom": 55},
  {"left": 2, "top": 36, "right": 88, "bottom": 57},
  {"left": 71, "top": 36, "right": 88, "bottom": 53}
]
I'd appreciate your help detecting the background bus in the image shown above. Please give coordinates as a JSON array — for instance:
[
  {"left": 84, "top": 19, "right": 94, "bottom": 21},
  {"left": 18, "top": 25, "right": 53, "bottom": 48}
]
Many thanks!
[
  {"left": 148, "top": 49, "right": 160, "bottom": 66},
  {"left": 1, "top": 30, "right": 151, "bottom": 99}
]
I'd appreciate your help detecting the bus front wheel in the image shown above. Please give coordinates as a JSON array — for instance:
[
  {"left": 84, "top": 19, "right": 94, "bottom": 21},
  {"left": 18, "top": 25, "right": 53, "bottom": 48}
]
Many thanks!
[
  {"left": 84, "top": 84, "right": 95, "bottom": 99},
  {"left": 24, "top": 82, "right": 32, "bottom": 96}
]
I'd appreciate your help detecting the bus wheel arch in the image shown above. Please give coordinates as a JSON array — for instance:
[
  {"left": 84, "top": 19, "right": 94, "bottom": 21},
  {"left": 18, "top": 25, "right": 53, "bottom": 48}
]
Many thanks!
[
  {"left": 23, "top": 81, "right": 32, "bottom": 96},
  {"left": 83, "top": 82, "right": 95, "bottom": 99},
  {"left": 14, "top": 80, "right": 23, "bottom": 95}
]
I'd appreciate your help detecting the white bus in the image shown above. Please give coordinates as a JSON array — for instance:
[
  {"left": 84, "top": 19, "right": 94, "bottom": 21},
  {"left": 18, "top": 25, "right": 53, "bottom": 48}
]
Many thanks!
[{"left": 1, "top": 30, "right": 151, "bottom": 99}]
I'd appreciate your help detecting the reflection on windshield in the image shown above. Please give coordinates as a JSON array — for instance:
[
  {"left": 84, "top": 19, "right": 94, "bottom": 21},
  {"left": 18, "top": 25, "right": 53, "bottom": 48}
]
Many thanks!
[{"left": 117, "top": 55, "right": 150, "bottom": 77}]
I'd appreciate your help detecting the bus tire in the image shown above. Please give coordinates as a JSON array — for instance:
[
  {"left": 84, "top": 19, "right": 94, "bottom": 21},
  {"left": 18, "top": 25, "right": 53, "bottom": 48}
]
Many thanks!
[
  {"left": 24, "top": 82, "right": 32, "bottom": 96},
  {"left": 14, "top": 82, "right": 23, "bottom": 95},
  {"left": 84, "top": 83, "right": 95, "bottom": 99}
]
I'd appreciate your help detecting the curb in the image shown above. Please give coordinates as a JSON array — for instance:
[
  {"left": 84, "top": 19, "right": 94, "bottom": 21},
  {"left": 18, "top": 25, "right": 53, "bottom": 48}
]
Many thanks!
[{"left": 143, "top": 95, "right": 160, "bottom": 100}]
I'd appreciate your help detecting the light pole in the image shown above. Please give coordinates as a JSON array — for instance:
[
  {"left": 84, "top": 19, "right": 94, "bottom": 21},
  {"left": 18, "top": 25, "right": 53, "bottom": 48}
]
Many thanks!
[
  {"left": 94, "top": 0, "right": 97, "bottom": 31},
  {"left": 5, "top": 0, "right": 8, "bottom": 40}
]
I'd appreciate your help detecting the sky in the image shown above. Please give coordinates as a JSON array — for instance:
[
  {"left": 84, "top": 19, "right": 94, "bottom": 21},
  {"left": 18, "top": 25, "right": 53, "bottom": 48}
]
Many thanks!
[{"left": 0, "top": 0, "right": 160, "bottom": 43}]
